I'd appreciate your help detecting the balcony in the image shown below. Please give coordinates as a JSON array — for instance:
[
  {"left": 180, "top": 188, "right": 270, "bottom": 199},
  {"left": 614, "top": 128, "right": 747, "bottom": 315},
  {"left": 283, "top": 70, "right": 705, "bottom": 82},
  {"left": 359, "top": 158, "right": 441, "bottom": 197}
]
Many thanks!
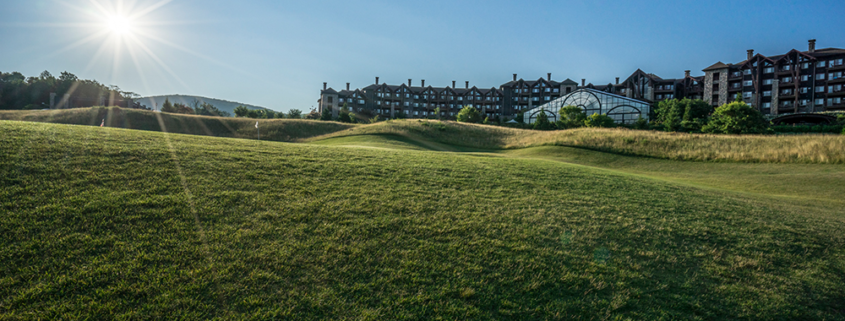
[
  {"left": 729, "top": 72, "right": 742, "bottom": 79},
  {"left": 830, "top": 62, "right": 845, "bottom": 71},
  {"left": 776, "top": 68, "right": 794, "bottom": 75}
]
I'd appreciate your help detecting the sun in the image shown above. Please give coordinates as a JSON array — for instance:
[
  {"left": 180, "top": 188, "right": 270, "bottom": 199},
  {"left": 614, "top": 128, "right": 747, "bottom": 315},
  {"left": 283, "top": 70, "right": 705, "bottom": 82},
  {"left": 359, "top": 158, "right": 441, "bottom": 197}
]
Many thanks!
[{"left": 106, "top": 15, "right": 132, "bottom": 35}]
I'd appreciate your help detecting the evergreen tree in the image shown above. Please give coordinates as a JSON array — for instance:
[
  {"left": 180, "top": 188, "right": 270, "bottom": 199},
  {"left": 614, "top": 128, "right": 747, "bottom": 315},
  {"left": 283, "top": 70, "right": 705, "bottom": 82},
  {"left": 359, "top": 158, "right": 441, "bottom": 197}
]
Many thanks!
[
  {"left": 160, "top": 98, "right": 175, "bottom": 113},
  {"left": 320, "top": 106, "right": 332, "bottom": 120},
  {"left": 532, "top": 111, "right": 555, "bottom": 130}
]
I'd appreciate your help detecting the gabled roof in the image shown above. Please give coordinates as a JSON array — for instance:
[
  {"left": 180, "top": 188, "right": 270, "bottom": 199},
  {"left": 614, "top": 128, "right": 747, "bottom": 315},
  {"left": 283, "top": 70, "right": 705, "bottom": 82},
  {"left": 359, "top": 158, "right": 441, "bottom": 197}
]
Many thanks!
[
  {"left": 703, "top": 62, "right": 731, "bottom": 71},
  {"left": 321, "top": 88, "right": 337, "bottom": 94},
  {"left": 560, "top": 78, "right": 578, "bottom": 85}
]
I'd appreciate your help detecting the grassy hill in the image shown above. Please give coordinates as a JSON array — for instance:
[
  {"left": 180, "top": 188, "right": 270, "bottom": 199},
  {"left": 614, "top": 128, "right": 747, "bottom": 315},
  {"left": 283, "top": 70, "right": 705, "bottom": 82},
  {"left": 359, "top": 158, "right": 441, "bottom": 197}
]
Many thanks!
[
  {"left": 138, "top": 94, "right": 273, "bottom": 115},
  {"left": 2, "top": 107, "right": 845, "bottom": 164},
  {"left": 2, "top": 120, "right": 844, "bottom": 319}
]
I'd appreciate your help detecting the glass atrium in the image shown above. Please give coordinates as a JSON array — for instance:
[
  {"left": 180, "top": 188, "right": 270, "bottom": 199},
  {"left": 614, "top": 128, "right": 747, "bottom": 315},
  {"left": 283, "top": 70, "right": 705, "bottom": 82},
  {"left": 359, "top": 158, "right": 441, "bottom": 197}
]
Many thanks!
[{"left": 525, "top": 89, "right": 650, "bottom": 124}]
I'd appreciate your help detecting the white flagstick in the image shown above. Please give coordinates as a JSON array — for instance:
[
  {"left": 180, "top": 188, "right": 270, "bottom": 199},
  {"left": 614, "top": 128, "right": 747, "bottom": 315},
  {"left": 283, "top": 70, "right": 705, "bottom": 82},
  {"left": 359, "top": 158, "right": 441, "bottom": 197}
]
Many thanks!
[
  {"left": 255, "top": 121, "right": 259, "bottom": 140},
  {"left": 100, "top": 119, "right": 104, "bottom": 127}
]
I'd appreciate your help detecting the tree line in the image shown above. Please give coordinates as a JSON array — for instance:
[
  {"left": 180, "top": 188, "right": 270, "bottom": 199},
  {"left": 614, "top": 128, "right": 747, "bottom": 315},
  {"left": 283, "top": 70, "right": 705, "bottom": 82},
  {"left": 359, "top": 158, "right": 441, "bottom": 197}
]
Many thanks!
[{"left": 0, "top": 70, "right": 146, "bottom": 110}]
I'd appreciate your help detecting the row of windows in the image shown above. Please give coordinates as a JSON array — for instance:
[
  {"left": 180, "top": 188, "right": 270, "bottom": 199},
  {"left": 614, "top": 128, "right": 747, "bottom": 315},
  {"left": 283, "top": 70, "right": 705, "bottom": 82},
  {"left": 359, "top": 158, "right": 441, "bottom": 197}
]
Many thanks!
[
  {"left": 513, "top": 88, "right": 562, "bottom": 94},
  {"left": 729, "top": 71, "right": 845, "bottom": 87},
  {"left": 375, "top": 109, "right": 504, "bottom": 117},
  {"left": 740, "top": 59, "right": 845, "bottom": 74}
]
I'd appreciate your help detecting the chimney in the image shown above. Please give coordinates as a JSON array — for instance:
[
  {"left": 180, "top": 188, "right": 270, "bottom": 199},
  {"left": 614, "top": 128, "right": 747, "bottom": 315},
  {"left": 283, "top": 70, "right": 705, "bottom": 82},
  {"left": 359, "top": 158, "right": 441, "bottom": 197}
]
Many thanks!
[
  {"left": 685, "top": 70, "right": 691, "bottom": 78},
  {"left": 747, "top": 49, "right": 754, "bottom": 61},
  {"left": 323, "top": 82, "right": 327, "bottom": 90},
  {"left": 421, "top": 79, "right": 425, "bottom": 87},
  {"left": 513, "top": 73, "right": 517, "bottom": 81},
  {"left": 452, "top": 80, "right": 456, "bottom": 88},
  {"left": 809, "top": 39, "right": 816, "bottom": 53},
  {"left": 547, "top": 73, "right": 551, "bottom": 81},
  {"left": 615, "top": 77, "right": 620, "bottom": 84},
  {"left": 375, "top": 77, "right": 379, "bottom": 85},
  {"left": 346, "top": 83, "right": 350, "bottom": 91},
  {"left": 408, "top": 79, "right": 412, "bottom": 86},
  {"left": 581, "top": 79, "right": 585, "bottom": 86},
  {"left": 465, "top": 81, "right": 469, "bottom": 89}
]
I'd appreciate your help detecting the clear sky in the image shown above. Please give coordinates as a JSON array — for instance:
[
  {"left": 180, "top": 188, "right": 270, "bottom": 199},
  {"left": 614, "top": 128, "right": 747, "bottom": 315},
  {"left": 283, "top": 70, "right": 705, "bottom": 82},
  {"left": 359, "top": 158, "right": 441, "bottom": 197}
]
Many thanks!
[{"left": 1, "top": 0, "right": 842, "bottom": 112}]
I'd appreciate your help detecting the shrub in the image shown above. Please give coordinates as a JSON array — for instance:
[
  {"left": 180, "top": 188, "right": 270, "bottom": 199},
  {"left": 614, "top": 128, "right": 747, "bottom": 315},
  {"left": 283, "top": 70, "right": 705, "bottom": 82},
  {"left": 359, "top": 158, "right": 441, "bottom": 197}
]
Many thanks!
[
  {"left": 633, "top": 116, "right": 649, "bottom": 130},
  {"left": 702, "top": 101, "right": 770, "bottom": 134},
  {"left": 456, "top": 106, "right": 481, "bottom": 123},
  {"left": 320, "top": 106, "right": 332, "bottom": 121},
  {"left": 557, "top": 105, "right": 586, "bottom": 129},
  {"left": 515, "top": 112, "right": 524, "bottom": 124},
  {"left": 532, "top": 112, "right": 555, "bottom": 130},
  {"left": 584, "top": 113, "right": 615, "bottom": 128},
  {"left": 287, "top": 109, "right": 302, "bottom": 119}
]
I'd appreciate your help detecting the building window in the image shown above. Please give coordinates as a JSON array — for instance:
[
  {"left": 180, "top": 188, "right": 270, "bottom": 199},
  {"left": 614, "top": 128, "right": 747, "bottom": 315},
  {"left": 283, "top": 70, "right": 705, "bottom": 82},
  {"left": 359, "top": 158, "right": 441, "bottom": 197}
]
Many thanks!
[
  {"left": 762, "top": 102, "right": 771, "bottom": 108},
  {"left": 817, "top": 61, "right": 826, "bottom": 67},
  {"left": 744, "top": 69, "right": 752, "bottom": 75},
  {"left": 802, "top": 63, "right": 810, "bottom": 69},
  {"left": 816, "top": 98, "right": 825, "bottom": 106},
  {"left": 764, "top": 79, "right": 772, "bottom": 85},
  {"left": 358, "top": 100, "right": 364, "bottom": 104},
  {"left": 764, "top": 67, "right": 774, "bottom": 73},
  {"left": 743, "top": 92, "right": 752, "bottom": 98},
  {"left": 782, "top": 77, "right": 792, "bottom": 83},
  {"left": 763, "top": 91, "right": 772, "bottom": 97},
  {"left": 666, "top": 94, "right": 674, "bottom": 99},
  {"left": 656, "top": 94, "right": 662, "bottom": 99},
  {"left": 743, "top": 80, "right": 753, "bottom": 86},
  {"left": 817, "top": 74, "right": 826, "bottom": 80}
]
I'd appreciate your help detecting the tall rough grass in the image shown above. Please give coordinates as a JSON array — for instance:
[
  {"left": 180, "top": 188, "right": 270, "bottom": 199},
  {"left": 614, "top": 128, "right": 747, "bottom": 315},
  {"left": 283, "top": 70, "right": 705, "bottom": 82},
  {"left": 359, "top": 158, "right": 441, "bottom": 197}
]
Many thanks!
[
  {"left": 309, "top": 120, "right": 845, "bottom": 164},
  {"left": 0, "top": 107, "right": 354, "bottom": 141}
]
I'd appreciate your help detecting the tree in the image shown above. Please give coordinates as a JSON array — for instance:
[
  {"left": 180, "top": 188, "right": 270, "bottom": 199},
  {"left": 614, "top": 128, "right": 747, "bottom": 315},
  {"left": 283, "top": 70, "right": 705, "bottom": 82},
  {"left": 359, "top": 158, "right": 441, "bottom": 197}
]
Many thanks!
[
  {"left": 532, "top": 111, "right": 555, "bottom": 130},
  {"left": 234, "top": 105, "right": 249, "bottom": 117},
  {"left": 394, "top": 110, "right": 407, "bottom": 119},
  {"left": 557, "top": 105, "right": 586, "bottom": 129},
  {"left": 483, "top": 116, "right": 490, "bottom": 124},
  {"left": 287, "top": 109, "right": 303, "bottom": 119},
  {"left": 633, "top": 115, "right": 649, "bottom": 130},
  {"left": 247, "top": 109, "right": 260, "bottom": 118},
  {"left": 653, "top": 98, "right": 713, "bottom": 132},
  {"left": 160, "top": 98, "right": 176, "bottom": 113},
  {"left": 305, "top": 109, "right": 320, "bottom": 119},
  {"left": 702, "top": 101, "right": 771, "bottom": 134},
  {"left": 515, "top": 112, "right": 524, "bottom": 124},
  {"left": 320, "top": 106, "right": 332, "bottom": 120},
  {"left": 263, "top": 110, "right": 276, "bottom": 119},
  {"left": 456, "top": 105, "right": 481, "bottom": 123},
  {"left": 584, "top": 113, "right": 615, "bottom": 128},
  {"left": 434, "top": 107, "right": 441, "bottom": 121},
  {"left": 337, "top": 103, "right": 352, "bottom": 123},
  {"left": 173, "top": 103, "right": 194, "bottom": 114}
]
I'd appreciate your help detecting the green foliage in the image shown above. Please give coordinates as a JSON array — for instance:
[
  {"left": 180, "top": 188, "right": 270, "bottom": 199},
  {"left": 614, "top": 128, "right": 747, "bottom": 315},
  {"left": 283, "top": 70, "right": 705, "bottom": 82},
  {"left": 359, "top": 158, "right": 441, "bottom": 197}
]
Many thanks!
[
  {"left": 633, "top": 116, "right": 649, "bottom": 130},
  {"left": 393, "top": 110, "right": 407, "bottom": 119},
  {"left": 532, "top": 111, "right": 555, "bottom": 130},
  {"left": 836, "top": 114, "right": 845, "bottom": 125},
  {"left": 262, "top": 110, "right": 276, "bottom": 119},
  {"left": 192, "top": 101, "right": 231, "bottom": 117},
  {"left": 0, "top": 70, "right": 139, "bottom": 110},
  {"left": 771, "top": 124, "right": 843, "bottom": 134},
  {"left": 456, "top": 105, "right": 481, "bottom": 123},
  {"left": 305, "top": 109, "right": 320, "bottom": 119},
  {"left": 515, "top": 112, "right": 524, "bottom": 124},
  {"left": 702, "top": 101, "right": 771, "bottom": 134},
  {"left": 320, "top": 106, "right": 332, "bottom": 121},
  {"left": 337, "top": 103, "right": 352, "bottom": 123},
  {"left": 482, "top": 116, "right": 490, "bottom": 125},
  {"left": 584, "top": 113, "right": 615, "bottom": 128},
  {"left": 246, "top": 109, "right": 260, "bottom": 119},
  {"left": 233, "top": 105, "right": 249, "bottom": 117},
  {"left": 160, "top": 98, "right": 176, "bottom": 113},
  {"left": 654, "top": 98, "right": 713, "bottom": 132},
  {"left": 287, "top": 109, "right": 302, "bottom": 119},
  {"left": 434, "top": 107, "right": 441, "bottom": 120},
  {"left": 557, "top": 105, "right": 586, "bottom": 129}
]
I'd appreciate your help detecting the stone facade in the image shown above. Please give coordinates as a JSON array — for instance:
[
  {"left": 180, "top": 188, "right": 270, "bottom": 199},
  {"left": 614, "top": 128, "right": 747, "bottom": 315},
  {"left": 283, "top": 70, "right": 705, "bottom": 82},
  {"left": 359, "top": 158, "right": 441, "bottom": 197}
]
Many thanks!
[{"left": 771, "top": 79, "right": 779, "bottom": 115}]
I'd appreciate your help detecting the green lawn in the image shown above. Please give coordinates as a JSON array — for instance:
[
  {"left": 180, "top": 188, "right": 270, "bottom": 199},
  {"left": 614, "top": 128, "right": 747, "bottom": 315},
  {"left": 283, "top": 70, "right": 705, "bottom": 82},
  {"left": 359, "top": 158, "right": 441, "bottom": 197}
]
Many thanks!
[{"left": 2, "top": 121, "right": 845, "bottom": 320}]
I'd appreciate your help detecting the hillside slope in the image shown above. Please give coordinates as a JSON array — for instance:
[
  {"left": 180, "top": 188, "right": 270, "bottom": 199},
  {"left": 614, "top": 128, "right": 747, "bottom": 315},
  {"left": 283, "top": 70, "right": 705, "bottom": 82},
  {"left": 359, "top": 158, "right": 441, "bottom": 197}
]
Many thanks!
[
  {"left": 2, "top": 121, "right": 844, "bottom": 319},
  {"left": 138, "top": 94, "right": 273, "bottom": 115}
]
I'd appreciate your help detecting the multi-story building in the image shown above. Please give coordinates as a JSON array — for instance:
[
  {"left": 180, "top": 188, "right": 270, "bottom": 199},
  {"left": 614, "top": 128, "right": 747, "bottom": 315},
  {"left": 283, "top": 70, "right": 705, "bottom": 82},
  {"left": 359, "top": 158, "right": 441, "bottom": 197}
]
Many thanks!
[
  {"left": 319, "top": 39, "right": 844, "bottom": 119},
  {"left": 700, "top": 40, "right": 845, "bottom": 115},
  {"left": 318, "top": 74, "right": 581, "bottom": 121}
]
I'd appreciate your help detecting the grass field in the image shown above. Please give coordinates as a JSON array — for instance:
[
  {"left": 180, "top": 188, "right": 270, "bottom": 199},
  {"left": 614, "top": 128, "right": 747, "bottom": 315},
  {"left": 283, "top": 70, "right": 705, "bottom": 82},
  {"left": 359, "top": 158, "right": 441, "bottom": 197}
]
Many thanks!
[{"left": 2, "top": 120, "right": 845, "bottom": 320}]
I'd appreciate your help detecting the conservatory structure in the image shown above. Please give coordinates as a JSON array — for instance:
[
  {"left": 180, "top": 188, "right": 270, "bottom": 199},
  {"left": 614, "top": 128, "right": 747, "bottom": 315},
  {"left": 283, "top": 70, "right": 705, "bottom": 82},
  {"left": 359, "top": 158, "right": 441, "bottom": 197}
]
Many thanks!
[{"left": 525, "top": 88, "right": 650, "bottom": 125}]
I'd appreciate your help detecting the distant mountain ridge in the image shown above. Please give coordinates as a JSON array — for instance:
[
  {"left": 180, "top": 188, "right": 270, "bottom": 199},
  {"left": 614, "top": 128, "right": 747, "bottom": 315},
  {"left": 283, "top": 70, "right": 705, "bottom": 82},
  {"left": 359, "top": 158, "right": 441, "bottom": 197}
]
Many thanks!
[{"left": 138, "top": 95, "right": 272, "bottom": 117}]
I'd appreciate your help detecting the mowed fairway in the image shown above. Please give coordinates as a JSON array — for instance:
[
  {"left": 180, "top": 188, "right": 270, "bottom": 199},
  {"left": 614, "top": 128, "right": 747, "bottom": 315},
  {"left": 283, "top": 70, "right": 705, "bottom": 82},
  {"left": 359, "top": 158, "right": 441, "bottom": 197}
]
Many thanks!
[{"left": 2, "top": 121, "right": 845, "bottom": 320}]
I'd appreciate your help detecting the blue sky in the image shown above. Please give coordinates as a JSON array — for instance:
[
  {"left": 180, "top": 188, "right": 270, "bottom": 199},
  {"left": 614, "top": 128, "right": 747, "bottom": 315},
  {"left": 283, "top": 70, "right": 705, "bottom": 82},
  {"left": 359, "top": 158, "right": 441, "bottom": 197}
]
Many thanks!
[{"left": 1, "top": 0, "right": 841, "bottom": 112}]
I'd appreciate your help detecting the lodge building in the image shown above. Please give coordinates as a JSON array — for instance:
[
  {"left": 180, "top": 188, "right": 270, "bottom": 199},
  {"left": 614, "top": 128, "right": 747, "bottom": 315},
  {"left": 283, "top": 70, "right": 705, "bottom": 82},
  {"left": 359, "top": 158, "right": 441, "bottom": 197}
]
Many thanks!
[{"left": 318, "top": 39, "right": 845, "bottom": 121}]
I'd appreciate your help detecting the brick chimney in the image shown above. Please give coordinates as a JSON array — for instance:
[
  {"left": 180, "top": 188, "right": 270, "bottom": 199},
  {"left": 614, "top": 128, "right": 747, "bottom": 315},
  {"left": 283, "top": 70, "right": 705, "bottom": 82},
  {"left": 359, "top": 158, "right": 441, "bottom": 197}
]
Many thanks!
[
  {"left": 452, "top": 80, "right": 456, "bottom": 88},
  {"left": 513, "top": 73, "right": 517, "bottom": 81},
  {"left": 465, "top": 81, "right": 469, "bottom": 89},
  {"left": 747, "top": 49, "right": 754, "bottom": 61},
  {"left": 809, "top": 39, "right": 816, "bottom": 53},
  {"left": 615, "top": 77, "right": 620, "bottom": 84},
  {"left": 547, "top": 73, "right": 551, "bottom": 81},
  {"left": 323, "top": 82, "right": 327, "bottom": 90},
  {"left": 375, "top": 77, "right": 379, "bottom": 85},
  {"left": 685, "top": 70, "right": 690, "bottom": 78},
  {"left": 581, "top": 79, "right": 585, "bottom": 86},
  {"left": 421, "top": 79, "right": 425, "bottom": 87},
  {"left": 346, "top": 83, "right": 350, "bottom": 90}
]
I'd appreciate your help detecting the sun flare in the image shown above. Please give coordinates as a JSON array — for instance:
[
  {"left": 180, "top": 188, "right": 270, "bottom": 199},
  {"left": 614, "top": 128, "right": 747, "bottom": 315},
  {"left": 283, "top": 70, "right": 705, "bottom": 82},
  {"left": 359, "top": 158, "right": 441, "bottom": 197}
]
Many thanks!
[{"left": 106, "top": 15, "right": 132, "bottom": 35}]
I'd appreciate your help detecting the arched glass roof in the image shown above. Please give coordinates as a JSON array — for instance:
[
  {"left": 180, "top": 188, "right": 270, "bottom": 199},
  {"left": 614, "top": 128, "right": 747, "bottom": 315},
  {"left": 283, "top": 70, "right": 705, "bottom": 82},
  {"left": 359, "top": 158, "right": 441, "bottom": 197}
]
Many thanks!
[{"left": 526, "top": 89, "right": 650, "bottom": 124}]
